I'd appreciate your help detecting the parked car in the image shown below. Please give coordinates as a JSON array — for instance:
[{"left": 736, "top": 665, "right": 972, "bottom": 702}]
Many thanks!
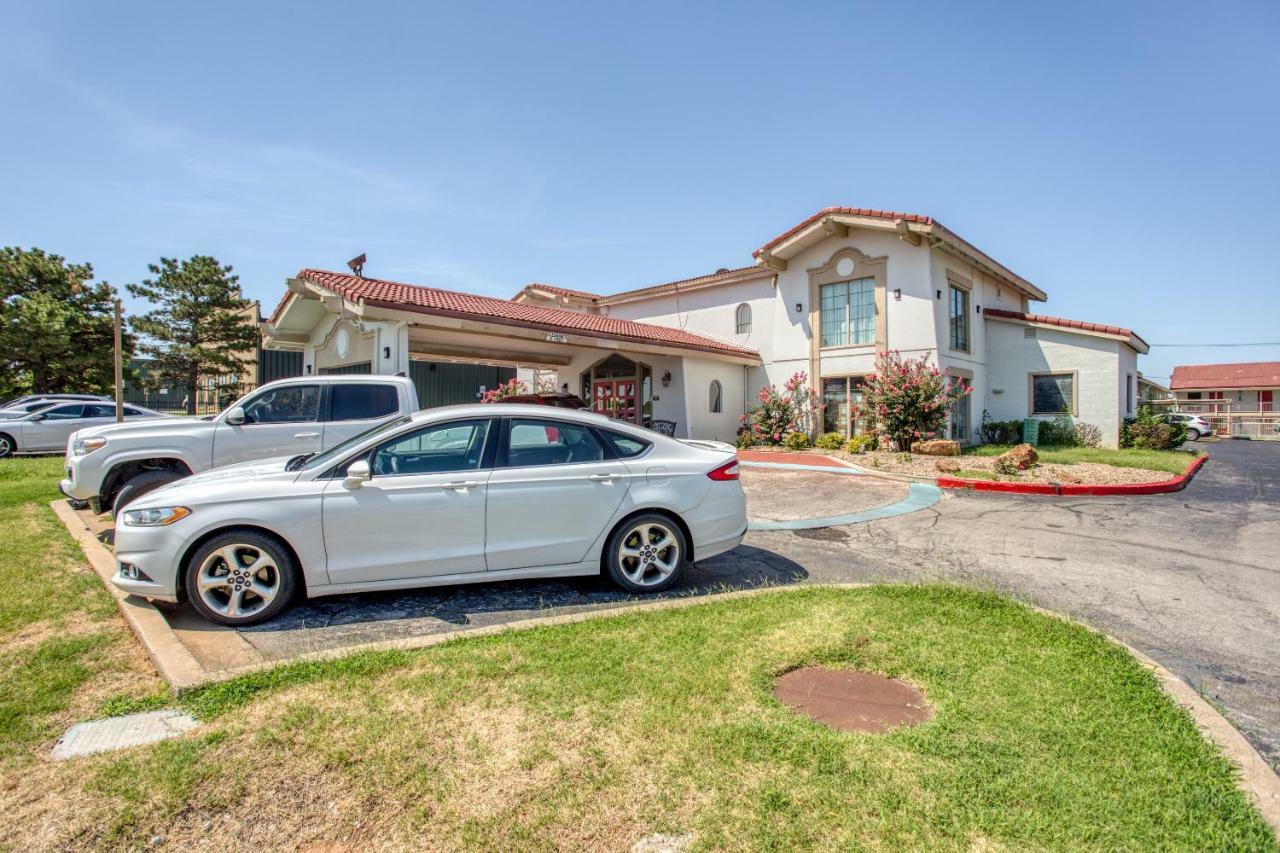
[
  {"left": 0, "top": 403, "right": 166, "bottom": 458},
  {"left": 1170, "top": 413, "right": 1213, "bottom": 441},
  {"left": 110, "top": 404, "right": 746, "bottom": 626},
  {"left": 494, "top": 393, "right": 588, "bottom": 409},
  {"left": 61, "top": 375, "right": 418, "bottom": 514},
  {"left": 0, "top": 394, "right": 112, "bottom": 419}
]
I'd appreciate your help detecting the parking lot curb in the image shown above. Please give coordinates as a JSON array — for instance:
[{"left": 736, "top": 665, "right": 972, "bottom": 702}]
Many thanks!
[
  {"left": 937, "top": 453, "right": 1209, "bottom": 496},
  {"left": 51, "top": 500, "right": 208, "bottom": 691}
]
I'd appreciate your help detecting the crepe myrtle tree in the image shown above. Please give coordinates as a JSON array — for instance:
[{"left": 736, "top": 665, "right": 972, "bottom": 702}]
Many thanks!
[
  {"left": 739, "top": 371, "right": 822, "bottom": 445},
  {"left": 854, "top": 351, "right": 970, "bottom": 451}
]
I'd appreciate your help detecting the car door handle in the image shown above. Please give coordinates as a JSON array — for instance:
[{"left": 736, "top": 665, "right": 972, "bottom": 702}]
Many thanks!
[
  {"left": 293, "top": 432, "right": 320, "bottom": 439},
  {"left": 588, "top": 473, "right": 622, "bottom": 482},
  {"left": 441, "top": 481, "right": 482, "bottom": 490}
]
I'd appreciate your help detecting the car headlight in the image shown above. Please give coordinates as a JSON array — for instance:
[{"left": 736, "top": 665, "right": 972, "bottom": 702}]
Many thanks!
[
  {"left": 72, "top": 436, "right": 108, "bottom": 456},
  {"left": 120, "top": 506, "right": 191, "bottom": 527}
]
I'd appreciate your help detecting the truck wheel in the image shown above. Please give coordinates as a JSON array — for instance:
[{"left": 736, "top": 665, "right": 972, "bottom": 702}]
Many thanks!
[
  {"left": 0, "top": 433, "right": 14, "bottom": 458},
  {"left": 112, "top": 470, "right": 186, "bottom": 515}
]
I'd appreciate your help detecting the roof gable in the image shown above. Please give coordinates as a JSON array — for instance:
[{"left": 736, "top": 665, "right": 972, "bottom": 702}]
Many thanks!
[{"left": 984, "top": 307, "right": 1149, "bottom": 353}]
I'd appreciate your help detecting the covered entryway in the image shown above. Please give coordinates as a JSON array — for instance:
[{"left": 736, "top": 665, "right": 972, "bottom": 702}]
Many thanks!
[{"left": 583, "top": 354, "right": 650, "bottom": 424}]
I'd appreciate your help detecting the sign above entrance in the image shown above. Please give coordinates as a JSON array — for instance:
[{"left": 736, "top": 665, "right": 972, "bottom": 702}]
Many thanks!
[{"left": 545, "top": 332, "right": 569, "bottom": 343}]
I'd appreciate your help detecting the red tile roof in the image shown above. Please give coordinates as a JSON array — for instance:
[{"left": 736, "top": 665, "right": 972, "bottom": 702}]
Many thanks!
[
  {"left": 1170, "top": 362, "right": 1280, "bottom": 391},
  {"left": 755, "top": 207, "right": 937, "bottom": 256},
  {"left": 599, "top": 265, "right": 770, "bottom": 303},
  {"left": 518, "top": 283, "right": 603, "bottom": 301},
  {"left": 293, "top": 270, "right": 759, "bottom": 359},
  {"left": 984, "top": 307, "right": 1149, "bottom": 352}
]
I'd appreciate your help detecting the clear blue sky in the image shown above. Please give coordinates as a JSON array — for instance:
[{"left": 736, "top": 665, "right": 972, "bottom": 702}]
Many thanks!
[{"left": 3, "top": 0, "right": 1278, "bottom": 384}]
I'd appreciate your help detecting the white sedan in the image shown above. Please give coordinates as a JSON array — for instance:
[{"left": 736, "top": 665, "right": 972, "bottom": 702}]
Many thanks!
[
  {"left": 110, "top": 404, "right": 747, "bottom": 626},
  {"left": 0, "top": 402, "right": 167, "bottom": 457}
]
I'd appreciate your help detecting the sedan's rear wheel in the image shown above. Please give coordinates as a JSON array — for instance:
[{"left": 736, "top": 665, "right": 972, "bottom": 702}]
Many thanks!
[
  {"left": 184, "top": 531, "right": 297, "bottom": 626},
  {"left": 605, "top": 514, "right": 687, "bottom": 593},
  {"left": 1186, "top": 429, "right": 1201, "bottom": 441},
  {"left": 0, "top": 433, "right": 14, "bottom": 458}
]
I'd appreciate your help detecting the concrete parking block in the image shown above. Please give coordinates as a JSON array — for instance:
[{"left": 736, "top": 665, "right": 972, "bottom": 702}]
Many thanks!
[{"left": 51, "top": 710, "right": 198, "bottom": 760}]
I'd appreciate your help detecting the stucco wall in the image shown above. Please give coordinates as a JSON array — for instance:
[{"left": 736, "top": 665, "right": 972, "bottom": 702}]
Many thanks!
[
  {"left": 681, "top": 356, "right": 745, "bottom": 443},
  {"left": 985, "top": 320, "right": 1127, "bottom": 447}
]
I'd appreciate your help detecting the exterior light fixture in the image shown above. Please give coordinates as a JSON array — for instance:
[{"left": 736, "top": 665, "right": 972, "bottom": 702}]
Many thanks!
[
  {"left": 661, "top": 371, "right": 672, "bottom": 388},
  {"left": 305, "top": 364, "right": 313, "bottom": 375},
  {"left": 976, "top": 305, "right": 981, "bottom": 314},
  {"left": 382, "top": 346, "right": 391, "bottom": 359},
  {"left": 893, "top": 288, "right": 902, "bottom": 300},
  {"left": 795, "top": 302, "right": 802, "bottom": 313},
  {"left": 936, "top": 290, "right": 942, "bottom": 299}
]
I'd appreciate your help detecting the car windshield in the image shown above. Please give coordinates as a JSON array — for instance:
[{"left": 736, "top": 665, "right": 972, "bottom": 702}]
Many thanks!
[{"left": 300, "top": 415, "right": 411, "bottom": 472}]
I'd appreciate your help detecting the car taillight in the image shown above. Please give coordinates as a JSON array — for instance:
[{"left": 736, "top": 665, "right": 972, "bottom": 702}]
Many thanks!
[{"left": 707, "top": 460, "right": 740, "bottom": 481}]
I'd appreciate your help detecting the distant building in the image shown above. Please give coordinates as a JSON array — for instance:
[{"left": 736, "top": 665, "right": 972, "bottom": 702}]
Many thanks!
[{"left": 1171, "top": 362, "right": 1280, "bottom": 413}]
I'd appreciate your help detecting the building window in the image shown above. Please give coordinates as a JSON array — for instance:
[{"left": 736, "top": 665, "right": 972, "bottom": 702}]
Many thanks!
[
  {"left": 1126, "top": 373, "right": 1134, "bottom": 416},
  {"left": 949, "top": 284, "right": 970, "bottom": 352},
  {"left": 735, "top": 303, "right": 751, "bottom": 334},
  {"left": 709, "top": 380, "right": 722, "bottom": 413},
  {"left": 821, "top": 376, "right": 868, "bottom": 436},
  {"left": 820, "top": 278, "right": 875, "bottom": 347},
  {"left": 1031, "top": 373, "right": 1075, "bottom": 415}
]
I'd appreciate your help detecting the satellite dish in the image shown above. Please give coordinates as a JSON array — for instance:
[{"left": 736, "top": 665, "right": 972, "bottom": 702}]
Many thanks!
[{"left": 347, "top": 253, "right": 367, "bottom": 278}]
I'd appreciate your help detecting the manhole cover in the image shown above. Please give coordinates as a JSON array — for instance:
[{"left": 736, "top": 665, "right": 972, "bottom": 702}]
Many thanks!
[{"left": 773, "top": 666, "right": 932, "bottom": 733}]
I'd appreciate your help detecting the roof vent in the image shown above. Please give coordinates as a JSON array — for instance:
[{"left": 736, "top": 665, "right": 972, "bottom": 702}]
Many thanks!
[
  {"left": 1024, "top": 327, "right": 1037, "bottom": 339},
  {"left": 715, "top": 267, "right": 730, "bottom": 275}
]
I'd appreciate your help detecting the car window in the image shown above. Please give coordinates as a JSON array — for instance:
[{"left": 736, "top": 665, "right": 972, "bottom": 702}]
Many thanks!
[
  {"left": 305, "top": 416, "right": 412, "bottom": 472},
  {"left": 82, "top": 404, "right": 118, "bottom": 418},
  {"left": 40, "top": 405, "right": 85, "bottom": 420},
  {"left": 506, "top": 418, "right": 604, "bottom": 467},
  {"left": 124, "top": 407, "right": 148, "bottom": 417},
  {"left": 370, "top": 419, "right": 490, "bottom": 476},
  {"left": 598, "top": 428, "right": 651, "bottom": 458},
  {"left": 241, "top": 385, "right": 320, "bottom": 424},
  {"left": 329, "top": 384, "right": 399, "bottom": 421}
]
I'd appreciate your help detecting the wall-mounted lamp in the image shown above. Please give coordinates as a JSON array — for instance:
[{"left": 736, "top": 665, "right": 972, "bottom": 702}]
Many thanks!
[
  {"left": 795, "top": 302, "right": 803, "bottom": 313},
  {"left": 561, "top": 382, "right": 570, "bottom": 393},
  {"left": 893, "top": 288, "right": 902, "bottom": 301},
  {"left": 661, "top": 371, "right": 672, "bottom": 388},
  {"left": 305, "top": 364, "right": 313, "bottom": 375},
  {"left": 975, "top": 305, "right": 981, "bottom": 314},
  {"left": 936, "top": 290, "right": 942, "bottom": 300},
  {"left": 382, "top": 346, "right": 391, "bottom": 359}
]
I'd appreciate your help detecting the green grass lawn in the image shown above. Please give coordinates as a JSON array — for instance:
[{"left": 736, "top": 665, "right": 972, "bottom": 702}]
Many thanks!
[
  {"left": 1, "top": 457, "right": 1273, "bottom": 850},
  {"left": 964, "top": 444, "right": 1199, "bottom": 475}
]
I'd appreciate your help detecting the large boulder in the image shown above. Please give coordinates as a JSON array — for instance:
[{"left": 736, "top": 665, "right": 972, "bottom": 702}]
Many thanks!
[
  {"left": 997, "top": 443, "right": 1039, "bottom": 471},
  {"left": 911, "top": 439, "right": 961, "bottom": 457}
]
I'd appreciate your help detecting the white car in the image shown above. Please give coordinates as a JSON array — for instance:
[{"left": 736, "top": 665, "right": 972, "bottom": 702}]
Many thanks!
[
  {"left": 60, "top": 375, "right": 418, "bottom": 514},
  {"left": 111, "top": 404, "right": 747, "bottom": 626},
  {"left": 0, "top": 402, "right": 167, "bottom": 458},
  {"left": 1169, "top": 413, "right": 1213, "bottom": 441},
  {"left": 0, "top": 394, "right": 111, "bottom": 419}
]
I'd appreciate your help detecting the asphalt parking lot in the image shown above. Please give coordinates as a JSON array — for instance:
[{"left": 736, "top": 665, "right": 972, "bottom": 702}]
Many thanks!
[{"left": 81, "top": 439, "right": 1280, "bottom": 767}]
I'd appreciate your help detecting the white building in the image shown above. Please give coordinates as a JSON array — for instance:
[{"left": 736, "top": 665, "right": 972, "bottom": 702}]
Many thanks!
[{"left": 263, "top": 206, "right": 1149, "bottom": 447}]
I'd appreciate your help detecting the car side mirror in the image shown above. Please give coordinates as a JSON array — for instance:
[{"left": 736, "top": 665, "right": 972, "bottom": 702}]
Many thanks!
[
  {"left": 344, "top": 459, "right": 372, "bottom": 489},
  {"left": 225, "top": 406, "right": 246, "bottom": 425}
]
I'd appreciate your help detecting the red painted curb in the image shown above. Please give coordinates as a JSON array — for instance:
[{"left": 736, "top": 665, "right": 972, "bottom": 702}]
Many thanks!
[{"left": 938, "top": 453, "right": 1207, "bottom": 497}]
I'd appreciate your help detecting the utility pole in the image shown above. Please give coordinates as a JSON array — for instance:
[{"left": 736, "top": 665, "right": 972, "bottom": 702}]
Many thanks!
[{"left": 113, "top": 298, "right": 124, "bottom": 422}]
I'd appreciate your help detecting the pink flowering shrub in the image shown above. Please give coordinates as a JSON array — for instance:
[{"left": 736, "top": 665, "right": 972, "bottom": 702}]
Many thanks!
[
  {"left": 739, "top": 371, "right": 821, "bottom": 446},
  {"left": 855, "top": 351, "right": 970, "bottom": 451},
  {"left": 480, "top": 377, "right": 557, "bottom": 403}
]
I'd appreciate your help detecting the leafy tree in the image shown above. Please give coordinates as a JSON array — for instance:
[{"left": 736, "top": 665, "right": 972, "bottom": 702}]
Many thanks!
[
  {"left": 739, "top": 371, "right": 821, "bottom": 445},
  {"left": 855, "top": 351, "right": 970, "bottom": 451},
  {"left": 127, "top": 256, "right": 260, "bottom": 415},
  {"left": 0, "top": 247, "right": 130, "bottom": 398}
]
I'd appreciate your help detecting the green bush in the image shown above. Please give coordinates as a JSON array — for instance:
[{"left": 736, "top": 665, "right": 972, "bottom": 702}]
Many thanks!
[
  {"left": 735, "top": 429, "right": 755, "bottom": 449},
  {"left": 783, "top": 431, "right": 811, "bottom": 451},
  {"left": 1037, "top": 415, "right": 1078, "bottom": 446},
  {"left": 815, "top": 432, "right": 845, "bottom": 450},
  {"left": 980, "top": 411, "right": 1023, "bottom": 445},
  {"left": 1121, "top": 406, "right": 1187, "bottom": 450},
  {"left": 1073, "top": 421, "right": 1102, "bottom": 448},
  {"left": 843, "top": 434, "right": 876, "bottom": 454}
]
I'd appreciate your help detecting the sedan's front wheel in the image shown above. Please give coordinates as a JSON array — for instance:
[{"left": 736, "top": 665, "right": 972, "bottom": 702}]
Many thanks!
[
  {"left": 184, "top": 531, "right": 298, "bottom": 626},
  {"left": 605, "top": 514, "right": 688, "bottom": 593}
]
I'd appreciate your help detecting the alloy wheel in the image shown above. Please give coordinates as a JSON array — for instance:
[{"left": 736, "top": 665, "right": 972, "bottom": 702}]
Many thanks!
[
  {"left": 195, "top": 544, "right": 281, "bottom": 620},
  {"left": 617, "top": 521, "right": 681, "bottom": 587},
  {"left": 0, "top": 436, "right": 11, "bottom": 458}
]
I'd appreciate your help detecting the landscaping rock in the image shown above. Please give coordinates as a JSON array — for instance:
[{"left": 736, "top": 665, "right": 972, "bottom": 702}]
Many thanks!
[
  {"left": 997, "top": 443, "right": 1039, "bottom": 471},
  {"left": 935, "top": 458, "right": 961, "bottom": 474},
  {"left": 911, "top": 439, "right": 961, "bottom": 456},
  {"left": 1053, "top": 467, "right": 1083, "bottom": 484}
]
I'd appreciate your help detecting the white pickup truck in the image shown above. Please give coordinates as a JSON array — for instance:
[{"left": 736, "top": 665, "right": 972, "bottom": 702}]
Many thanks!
[{"left": 61, "top": 375, "right": 419, "bottom": 513}]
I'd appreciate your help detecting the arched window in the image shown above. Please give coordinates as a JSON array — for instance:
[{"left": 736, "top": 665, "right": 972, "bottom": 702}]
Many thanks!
[
  {"left": 709, "top": 380, "right": 723, "bottom": 413},
  {"left": 735, "top": 303, "right": 752, "bottom": 334}
]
